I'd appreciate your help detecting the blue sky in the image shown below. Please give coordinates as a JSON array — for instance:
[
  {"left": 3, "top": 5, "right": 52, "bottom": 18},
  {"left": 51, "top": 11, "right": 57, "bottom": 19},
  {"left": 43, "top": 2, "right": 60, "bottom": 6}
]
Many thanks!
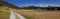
[{"left": 4, "top": 0, "right": 60, "bottom": 7}]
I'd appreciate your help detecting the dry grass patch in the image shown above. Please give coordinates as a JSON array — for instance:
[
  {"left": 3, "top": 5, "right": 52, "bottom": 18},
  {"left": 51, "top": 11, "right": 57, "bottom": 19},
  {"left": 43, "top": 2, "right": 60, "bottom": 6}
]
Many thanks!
[{"left": 13, "top": 9, "right": 60, "bottom": 19}]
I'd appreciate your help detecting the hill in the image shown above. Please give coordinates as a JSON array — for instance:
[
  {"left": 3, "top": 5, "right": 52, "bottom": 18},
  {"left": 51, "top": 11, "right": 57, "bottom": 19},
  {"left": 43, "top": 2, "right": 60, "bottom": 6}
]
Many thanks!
[{"left": 0, "top": 1, "right": 21, "bottom": 9}]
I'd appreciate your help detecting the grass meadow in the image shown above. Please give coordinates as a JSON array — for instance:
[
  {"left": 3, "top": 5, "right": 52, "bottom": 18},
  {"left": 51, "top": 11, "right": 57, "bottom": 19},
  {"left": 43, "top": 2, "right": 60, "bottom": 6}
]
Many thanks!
[{"left": 0, "top": 7, "right": 60, "bottom": 19}]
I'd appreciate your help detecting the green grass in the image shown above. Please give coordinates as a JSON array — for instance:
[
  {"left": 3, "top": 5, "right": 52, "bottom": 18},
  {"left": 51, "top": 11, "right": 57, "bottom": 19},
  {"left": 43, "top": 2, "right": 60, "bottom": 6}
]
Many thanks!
[
  {"left": 23, "top": 15, "right": 34, "bottom": 19},
  {"left": 0, "top": 10, "right": 10, "bottom": 19},
  {"left": 25, "top": 16, "right": 31, "bottom": 19}
]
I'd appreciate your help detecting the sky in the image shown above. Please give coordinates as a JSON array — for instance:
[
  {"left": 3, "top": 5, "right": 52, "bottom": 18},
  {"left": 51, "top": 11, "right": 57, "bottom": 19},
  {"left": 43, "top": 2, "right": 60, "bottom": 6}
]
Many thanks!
[{"left": 4, "top": 0, "right": 60, "bottom": 7}]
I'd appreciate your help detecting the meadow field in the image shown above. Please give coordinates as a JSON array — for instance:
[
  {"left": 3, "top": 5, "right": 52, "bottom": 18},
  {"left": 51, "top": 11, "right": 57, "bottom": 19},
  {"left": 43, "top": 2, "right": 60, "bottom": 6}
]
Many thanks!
[
  {"left": 0, "top": 7, "right": 60, "bottom": 19},
  {"left": 13, "top": 9, "right": 60, "bottom": 19}
]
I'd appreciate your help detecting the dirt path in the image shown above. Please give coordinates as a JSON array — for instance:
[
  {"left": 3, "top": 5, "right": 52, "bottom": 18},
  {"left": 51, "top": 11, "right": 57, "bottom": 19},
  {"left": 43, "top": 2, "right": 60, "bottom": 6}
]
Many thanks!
[{"left": 10, "top": 11, "right": 26, "bottom": 19}]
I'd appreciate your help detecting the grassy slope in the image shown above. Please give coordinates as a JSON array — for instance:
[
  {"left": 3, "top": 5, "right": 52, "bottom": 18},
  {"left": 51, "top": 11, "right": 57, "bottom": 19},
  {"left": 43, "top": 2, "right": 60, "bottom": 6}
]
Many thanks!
[
  {"left": 0, "top": 7, "right": 60, "bottom": 19},
  {"left": 0, "top": 7, "right": 10, "bottom": 19}
]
